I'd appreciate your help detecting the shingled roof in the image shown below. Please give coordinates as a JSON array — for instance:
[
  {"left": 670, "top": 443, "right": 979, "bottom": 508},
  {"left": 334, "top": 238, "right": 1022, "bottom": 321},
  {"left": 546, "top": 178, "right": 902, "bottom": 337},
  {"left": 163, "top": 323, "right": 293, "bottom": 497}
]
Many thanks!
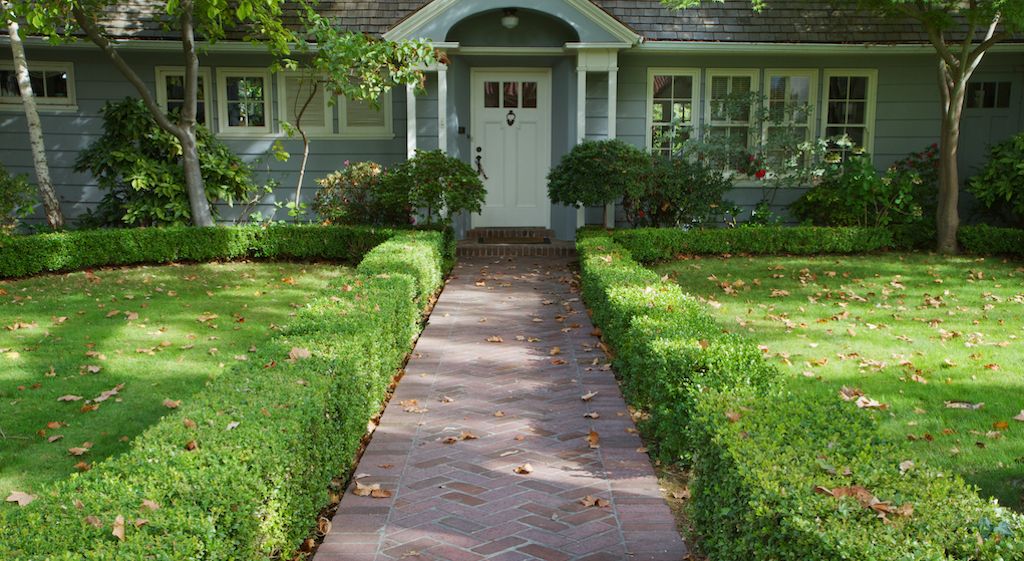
[{"left": 95, "top": 0, "right": 1007, "bottom": 45}]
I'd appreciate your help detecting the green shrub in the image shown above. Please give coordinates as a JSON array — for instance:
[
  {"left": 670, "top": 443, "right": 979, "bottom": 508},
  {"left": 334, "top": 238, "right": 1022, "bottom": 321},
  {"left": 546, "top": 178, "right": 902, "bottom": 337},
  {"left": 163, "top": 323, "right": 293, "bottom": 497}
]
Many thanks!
[
  {"left": 75, "top": 98, "right": 268, "bottom": 227},
  {"left": 610, "top": 226, "right": 893, "bottom": 263},
  {"left": 357, "top": 229, "right": 455, "bottom": 304},
  {"left": 313, "top": 161, "right": 411, "bottom": 226},
  {"left": 623, "top": 157, "right": 731, "bottom": 227},
  {"left": 381, "top": 149, "right": 485, "bottom": 225},
  {"left": 0, "top": 224, "right": 404, "bottom": 279},
  {"left": 0, "top": 162, "right": 36, "bottom": 234},
  {"left": 691, "top": 389, "right": 1024, "bottom": 561},
  {"left": 547, "top": 140, "right": 650, "bottom": 209},
  {"left": 959, "top": 225, "right": 1024, "bottom": 256},
  {"left": 0, "top": 228, "right": 454, "bottom": 560},
  {"left": 968, "top": 132, "right": 1024, "bottom": 227}
]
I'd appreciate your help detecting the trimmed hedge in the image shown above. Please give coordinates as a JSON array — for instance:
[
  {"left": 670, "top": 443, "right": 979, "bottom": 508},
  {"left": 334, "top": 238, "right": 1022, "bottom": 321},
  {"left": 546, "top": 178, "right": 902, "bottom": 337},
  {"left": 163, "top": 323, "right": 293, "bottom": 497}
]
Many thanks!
[
  {"left": 577, "top": 233, "right": 1024, "bottom": 560},
  {"left": 959, "top": 225, "right": 1024, "bottom": 256},
  {"left": 610, "top": 226, "right": 893, "bottom": 263},
  {"left": 0, "top": 224, "right": 406, "bottom": 279},
  {"left": 0, "top": 229, "right": 454, "bottom": 560}
]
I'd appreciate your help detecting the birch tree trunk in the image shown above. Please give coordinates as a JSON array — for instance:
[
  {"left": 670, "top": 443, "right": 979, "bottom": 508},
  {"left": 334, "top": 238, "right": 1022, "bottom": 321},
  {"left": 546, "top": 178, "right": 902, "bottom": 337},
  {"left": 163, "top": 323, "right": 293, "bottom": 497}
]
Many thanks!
[{"left": 4, "top": 9, "right": 64, "bottom": 229}]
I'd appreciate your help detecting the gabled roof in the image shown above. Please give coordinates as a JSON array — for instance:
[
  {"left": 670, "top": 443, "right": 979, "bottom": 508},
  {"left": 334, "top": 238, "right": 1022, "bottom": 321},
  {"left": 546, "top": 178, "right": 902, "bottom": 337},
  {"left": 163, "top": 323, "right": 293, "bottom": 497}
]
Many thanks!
[{"left": 85, "top": 0, "right": 1016, "bottom": 45}]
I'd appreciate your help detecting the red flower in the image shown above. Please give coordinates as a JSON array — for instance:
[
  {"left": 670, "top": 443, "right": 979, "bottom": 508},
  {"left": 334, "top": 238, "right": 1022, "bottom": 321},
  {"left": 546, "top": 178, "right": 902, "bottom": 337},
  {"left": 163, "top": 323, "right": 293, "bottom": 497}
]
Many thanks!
[
  {"left": 637, "top": 210, "right": 646, "bottom": 218},
  {"left": 755, "top": 169, "right": 767, "bottom": 179}
]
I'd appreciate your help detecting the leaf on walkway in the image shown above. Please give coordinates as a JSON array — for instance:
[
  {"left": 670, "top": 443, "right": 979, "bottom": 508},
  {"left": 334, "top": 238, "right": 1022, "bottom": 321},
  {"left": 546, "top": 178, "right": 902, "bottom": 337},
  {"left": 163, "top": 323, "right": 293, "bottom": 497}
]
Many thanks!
[
  {"left": 513, "top": 463, "right": 534, "bottom": 475},
  {"left": 486, "top": 336, "right": 504, "bottom": 343},
  {"left": 581, "top": 391, "right": 598, "bottom": 402},
  {"left": 587, "top": 430, "right": 600, "bottom": 449}
]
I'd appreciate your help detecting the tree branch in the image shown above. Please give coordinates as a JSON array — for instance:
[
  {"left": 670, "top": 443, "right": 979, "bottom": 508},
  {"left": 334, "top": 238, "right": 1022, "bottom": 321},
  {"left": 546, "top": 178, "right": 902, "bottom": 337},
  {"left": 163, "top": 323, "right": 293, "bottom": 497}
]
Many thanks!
[{"left": 72, "top": 6, "right": 181, "bottom": 137}]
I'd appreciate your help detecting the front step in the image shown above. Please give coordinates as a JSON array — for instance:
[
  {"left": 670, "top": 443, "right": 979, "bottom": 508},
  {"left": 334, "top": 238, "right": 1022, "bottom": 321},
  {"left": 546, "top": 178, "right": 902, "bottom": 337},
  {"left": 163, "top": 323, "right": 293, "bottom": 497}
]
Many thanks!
[
  {"left": 466, "top": 227, "right": 555, "bottom": 245},
  {"left": 456, "top": 240, "right": 576, "bottom": 258}
]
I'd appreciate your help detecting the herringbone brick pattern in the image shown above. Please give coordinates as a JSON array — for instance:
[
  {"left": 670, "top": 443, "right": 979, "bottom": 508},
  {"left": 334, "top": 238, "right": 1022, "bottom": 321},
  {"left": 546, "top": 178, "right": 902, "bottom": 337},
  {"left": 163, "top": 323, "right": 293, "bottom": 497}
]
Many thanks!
[{"left": 315, "top": 256, "right": 687, "bottom": 561}]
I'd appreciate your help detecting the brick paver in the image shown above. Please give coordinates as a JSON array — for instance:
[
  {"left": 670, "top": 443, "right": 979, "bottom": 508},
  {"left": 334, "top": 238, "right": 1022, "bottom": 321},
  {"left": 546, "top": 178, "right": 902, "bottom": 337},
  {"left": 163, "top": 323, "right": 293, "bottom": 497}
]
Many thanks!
[{"left": 315, "top": 256, "right": 687, "bottom": 561}]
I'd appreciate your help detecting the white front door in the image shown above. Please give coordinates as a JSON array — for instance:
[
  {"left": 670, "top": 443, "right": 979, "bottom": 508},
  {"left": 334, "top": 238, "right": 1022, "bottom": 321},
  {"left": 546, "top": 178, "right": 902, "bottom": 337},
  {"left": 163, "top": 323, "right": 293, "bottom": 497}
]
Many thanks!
[{"left": 470, "top": 69, "right": 552, "bottom": 228}]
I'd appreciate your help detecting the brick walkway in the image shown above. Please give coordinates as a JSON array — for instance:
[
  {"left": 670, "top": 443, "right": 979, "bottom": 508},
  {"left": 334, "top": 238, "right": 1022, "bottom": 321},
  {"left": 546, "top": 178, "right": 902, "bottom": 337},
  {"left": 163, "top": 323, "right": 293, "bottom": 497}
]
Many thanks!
[{"left": 315, "top": 256, "right": 687, "bottom": 561}]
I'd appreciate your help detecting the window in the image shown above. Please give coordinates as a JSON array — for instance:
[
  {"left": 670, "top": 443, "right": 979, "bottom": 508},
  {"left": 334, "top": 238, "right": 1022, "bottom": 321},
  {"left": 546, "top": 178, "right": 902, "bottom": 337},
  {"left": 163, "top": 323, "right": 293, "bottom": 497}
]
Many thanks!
[
  {"left": 764, "top": 69, "right": 818, "bottom": 145},
  {"left": 966, "top": 81, "right": 1012, "bottom": 109},
  {"left": 823, "top": 69, "right": 878, "bottom": 153},
  {"left": 216, "top": 68, "right": 272, "bottom": 135},
  {"left": 278, "top": 72, "right": 331, "bottom": 136},
  {"left": 705, "top": 69, "right": 760, "bottom": 152},
  {"left": 647, "top": 69, "right": 699, "bottom": 157},
  {"left": 338, "top": 91, "right": 392, "bottom": 138},
  {"left": 155, "top": 67, "right": 211, "bottom": 125},
  {"left": 0, "top": 62, "right": 76, "bottom": 109}
]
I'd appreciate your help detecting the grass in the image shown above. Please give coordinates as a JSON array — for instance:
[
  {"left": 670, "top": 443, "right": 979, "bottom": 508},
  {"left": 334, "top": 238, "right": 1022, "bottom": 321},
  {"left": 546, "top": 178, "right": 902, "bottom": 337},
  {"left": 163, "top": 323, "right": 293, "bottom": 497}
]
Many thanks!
[
  {"left": 0, "top": 262, "right": 347, "bottom": 499},
  {"left": 654, "top": 253, "right": 1024, "bottom": 511}
]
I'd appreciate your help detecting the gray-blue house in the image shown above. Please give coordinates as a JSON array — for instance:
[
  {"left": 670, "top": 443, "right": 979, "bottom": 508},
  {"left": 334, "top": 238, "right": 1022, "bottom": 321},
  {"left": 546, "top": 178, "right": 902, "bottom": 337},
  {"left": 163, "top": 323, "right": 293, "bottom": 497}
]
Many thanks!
[{"left": 2, "top": 0, "right": 1023, "bottom": 239}]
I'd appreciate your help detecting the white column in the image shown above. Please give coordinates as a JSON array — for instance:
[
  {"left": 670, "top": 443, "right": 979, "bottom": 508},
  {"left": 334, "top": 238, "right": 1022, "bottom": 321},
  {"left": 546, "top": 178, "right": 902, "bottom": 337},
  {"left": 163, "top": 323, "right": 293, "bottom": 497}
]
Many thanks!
[
  {"left": 437, "top": 66, "right": 448, "bottom": 154},
  {"left": 605, "top": 68, "right": 618, "bottom": 228},
  {"left": 406, "top": 83, "right": 417, "bottom": 159},
  {"left": 576, "top": 67, "right": 587, "bottom": 228}
]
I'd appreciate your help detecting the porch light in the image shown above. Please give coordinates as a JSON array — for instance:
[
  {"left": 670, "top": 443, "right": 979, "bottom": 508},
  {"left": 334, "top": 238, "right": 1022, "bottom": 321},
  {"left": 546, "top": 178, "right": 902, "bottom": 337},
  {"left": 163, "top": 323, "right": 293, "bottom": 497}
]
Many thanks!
[{"left": 501, "top": 8, "right": 519, "bottom": 30}]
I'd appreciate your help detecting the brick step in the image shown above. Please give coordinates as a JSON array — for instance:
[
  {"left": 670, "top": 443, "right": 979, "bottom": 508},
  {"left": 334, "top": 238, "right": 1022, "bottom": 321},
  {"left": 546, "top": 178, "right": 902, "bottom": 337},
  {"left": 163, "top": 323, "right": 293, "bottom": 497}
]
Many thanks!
[
  {"left": 456, "top": 240, "right": 576, "bottom": 258},
  {"left": 466, "top": 227, "right": 555, "bottom": 244}
]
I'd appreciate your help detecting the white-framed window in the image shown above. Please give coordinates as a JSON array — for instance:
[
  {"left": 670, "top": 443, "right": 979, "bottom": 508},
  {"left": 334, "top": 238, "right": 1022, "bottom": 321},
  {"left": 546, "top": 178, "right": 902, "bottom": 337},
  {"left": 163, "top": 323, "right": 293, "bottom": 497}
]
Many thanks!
[
  {"left": 216, "top": 68, "right": 273, "bottom": 135},
  {"left": 155, "top": 67, "right": 212, "bottom": 125},
  {"left": 338, "top": 92, "right": 392, "bottom": 139},
  {"left": 822, "top": 69, "right": 878, "bottom": 153},
  {"left": 705, "top": 69, "right": 760, "bottom": 153},
  {"left": 646, "top": 68, "right": 699, "bottom": 157},
  {"left": 0, "top": 61, "right": 76, "bottom": 110},
  {"left": 966, "top": 80, "right": 1012, "bottom": 109},
  {"left": 763, "top": 69, "right": 818, "bottom": 146},
  {"left": 278, "top": 72, "right": 332, "bottom": 136}
]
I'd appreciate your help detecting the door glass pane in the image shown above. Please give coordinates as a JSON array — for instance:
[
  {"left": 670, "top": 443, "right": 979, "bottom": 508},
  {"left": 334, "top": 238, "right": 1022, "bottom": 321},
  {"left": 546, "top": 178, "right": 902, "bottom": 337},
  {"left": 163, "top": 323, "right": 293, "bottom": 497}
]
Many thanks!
[
  {"left": 522, "top": 82, "right": 537, "bottom": 108},
  {"left": 503, "top": 81, "right": 518, "bottom": 108},
  {"left": 997, "top": 82, "right": 1012, "bottom": 108},
  {"left": 484, "top": 81, "right": 499, "bottom": 108}
]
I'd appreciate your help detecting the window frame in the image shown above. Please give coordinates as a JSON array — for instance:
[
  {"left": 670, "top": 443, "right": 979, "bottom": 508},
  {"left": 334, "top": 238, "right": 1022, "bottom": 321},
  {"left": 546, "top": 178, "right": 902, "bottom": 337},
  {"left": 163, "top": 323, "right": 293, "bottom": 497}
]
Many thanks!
[
  {"left": 154, "top": 66, "right": 213, "bottom": 126},
  {"left": 645, "top": 67, "right": 701, "bottom": 153},
  {"left": 337, "top": 91, "right": 394, "bottom": 139},
  {"left": 0, "top": 61, "right": 77, "bottom": 111},
  {"left": 703, "top": 68, "right": 761, "bottom": 145},
  {"left": 277, "top": 71, "right": 334, "bottom": 137},
  {"left": 762, "top": 68, "right": 819, "bottom": 145},
  {"left": 216, "top": 67, "right": 274, "bottom": 136},
  {"left": 821, "top": 68, "right": 879, "bottom": 154}
]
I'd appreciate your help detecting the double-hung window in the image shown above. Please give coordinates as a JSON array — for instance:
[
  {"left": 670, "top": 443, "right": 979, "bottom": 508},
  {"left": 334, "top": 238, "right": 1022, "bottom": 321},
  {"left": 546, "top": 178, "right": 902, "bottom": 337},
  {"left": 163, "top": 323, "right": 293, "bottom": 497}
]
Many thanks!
[
  {"left": 647, "top": 69, "right": 699, "bottom": 157},
  {"left": 155, "top": 67, "right": 211, "bottom": 125},
  {"left": 217, "top": 68, "right": 273, "bottom": 135},
  {"left": 764, "top": 69, "right": 818, "bottom": 161},
  {"left": 0, "top": 62, "right": 76, "bottom": 110},
  {"left": 705, "top": 69, "right": 760, "bottom": 153},
  {"left": 822, "top": 69, "right": 878, "bottom": 153}
]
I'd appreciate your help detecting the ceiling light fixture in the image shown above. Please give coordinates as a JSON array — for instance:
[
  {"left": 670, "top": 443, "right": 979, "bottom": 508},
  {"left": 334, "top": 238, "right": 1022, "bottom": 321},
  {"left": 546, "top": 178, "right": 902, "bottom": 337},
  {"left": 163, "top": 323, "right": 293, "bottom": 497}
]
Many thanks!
[{"left": 501, "top": 8, "right": 520, "bottom": 30}]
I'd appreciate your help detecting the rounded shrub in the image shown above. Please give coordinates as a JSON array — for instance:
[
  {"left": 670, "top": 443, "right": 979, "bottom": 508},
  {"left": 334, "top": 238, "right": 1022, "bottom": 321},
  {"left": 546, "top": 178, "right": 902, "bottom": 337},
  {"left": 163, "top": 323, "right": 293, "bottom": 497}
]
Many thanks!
[
  {"left": 968, "top": 132, "right": 1024, "bottom": 227},
  {"left": 381, "top": 150, "right": 486, "bottom": 225},
  {"left": 547, "top": 139, "right": 650, "bottom": 209},
  {"left": 313, "top": 161, "right": 411, "bottom": 226},
  {"left": 623, "top": 156, "right": 731, "bottom": 227}
]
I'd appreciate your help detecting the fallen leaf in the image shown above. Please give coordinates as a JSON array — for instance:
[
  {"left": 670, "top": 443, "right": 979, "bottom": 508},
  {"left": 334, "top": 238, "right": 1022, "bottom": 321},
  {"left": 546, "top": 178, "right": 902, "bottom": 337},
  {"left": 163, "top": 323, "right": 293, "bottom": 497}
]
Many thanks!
[
  {"left": 580, "top": 495, "right": 611, "bottom": 508},
  {"left": 550, "top": 358, "right": 567, "bottom": 366},
  {"left": 899, "top": 460, "right": 915, "bottom": 474},
  {"left": 68, "top": 447, "right": 89, "bottom": 456},
  {"left": 112, "top": 515, "right": 125, "bottom": 541},
  {"left": 513, "top": 463, "right": 534, "bottom": 475},
  {"left": 162, "top": 399, "right": 181, "bottom": 409},
  {"left": 549, "top": 347, "right": 562, "bottom": 356},
  {"left": 84, "top": 515, "right": 103, "bottom": 528},
  {"left": 141, "top": 499, "right": 160, "bottom": 511},
  {"left": 725, "top": 411, "right": 743, "bottom": 423},
  {"left": 5, "top": 491, "right": 35, "bottom": 506},
  {"left": 288, "top": 347, "right": 311, "bottom": 361},
  {"left": 993, "top": 421, "right": 1010, "bottom": 431},
  {"left": 1014, "top": 410, "right": 1024, "bottom": 422},
  {"left": 133, "top": 518, "right": 149, "bottom": 529},
  {"left": 486, "top": 336, "right": 504, "bottom": 343},
  {"left": 944, "top": 401, "right": 984, "bottom": 410},
  {"left": 352, "top": 481, "right": 392, "bottom": 498},
  {"left": 587, "top": 430, "right": 600, "bottom": 449},
  {"left": 57, "top": 395, "right": 83, "bottom": 402},
  {"left": 92, "top": 383, "right": 124, "bottom": 403},
  {"left": 494, "top": 411, "right": 506, "bottom": 417},
  {"left": 581, "top": 391, "right": 598, "bottom": 402},
  {"left": 584, "top": 412, "right": 600, "bottom": 419}
]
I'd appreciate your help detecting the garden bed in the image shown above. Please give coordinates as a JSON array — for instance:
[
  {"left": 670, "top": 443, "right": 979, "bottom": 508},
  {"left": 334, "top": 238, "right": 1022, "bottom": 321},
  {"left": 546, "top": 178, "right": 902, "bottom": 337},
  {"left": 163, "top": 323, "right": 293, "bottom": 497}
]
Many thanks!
[
  {"left": 0, "top": 226, "right": 453, "bottom": 560},
  {"left": 576, "top": 228, "right": 1024, "bottom": 560}
]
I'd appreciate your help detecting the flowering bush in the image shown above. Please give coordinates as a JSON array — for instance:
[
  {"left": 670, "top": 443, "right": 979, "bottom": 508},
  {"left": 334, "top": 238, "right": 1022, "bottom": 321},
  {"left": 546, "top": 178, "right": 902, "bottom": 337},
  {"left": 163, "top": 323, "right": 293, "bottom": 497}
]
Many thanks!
[{"left": 314, "top": 161, "right": 412, "bottom": 226}]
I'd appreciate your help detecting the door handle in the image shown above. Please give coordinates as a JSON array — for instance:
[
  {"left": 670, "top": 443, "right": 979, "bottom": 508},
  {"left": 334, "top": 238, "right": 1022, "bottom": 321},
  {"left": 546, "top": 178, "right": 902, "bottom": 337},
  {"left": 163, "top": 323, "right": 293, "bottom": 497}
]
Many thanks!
[{"left": 475, "top": 154, "right": 488, "bottom": 180}]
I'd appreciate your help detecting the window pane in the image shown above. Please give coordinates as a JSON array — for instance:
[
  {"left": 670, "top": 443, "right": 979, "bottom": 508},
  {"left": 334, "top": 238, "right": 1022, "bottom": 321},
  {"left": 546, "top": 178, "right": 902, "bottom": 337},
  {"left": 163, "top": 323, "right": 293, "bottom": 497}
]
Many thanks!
[
  {"left": 484, "top": 81, "right": 499, "bottom": 108},
  {"left": 732, "top": 76, "right": 751, "bottom": 95},
  {"left": 997, "top": 82, "right": 1012, "bottom": 108},
  {"left": 711, "top": 76, "right": 729, "bottom": 100},
  {"left": 346, "top": 99, "right": 385, "bottom": 127},
  {"left": 43, "top": 71, "right": 68, "bottom": 98},
  {"left": 845, "top": 101, "right": 866, "bottom": 125},
  {"left": 165, "top": 75, "right": 185, "bottom": 100},
  {"left": 828, "top": 101, "right": 846, "bottom": 124},
  {"left": 226, "top": 77, "right": 266, "bottom": 127},
  {"left": 848, "top": 77, "right": 867, "bottom": 100},
  {"left": 522, "top": 82, "right": 537, "bottom": 108},
  {"left": 652, "top": 99, "right": 669, "bottom": 123},
  {"left": 672, "top": 75, "right": 692, "bottom": 99},
  {"left": 672, "top": 101, "right": 691, "bottom": 123},
  {"left": 829, "top": 76, "right": 848, "bottom": 100},
  {"left": 652, "top": 75, "right": 672, "bottom": 99},
  {"left": 846, "top": 127, "right": 865, "bottom": 146},
  {"left": 503, "top": 81, "right": 518, "bottom": 108},
  {"left": 770, "top": 76, "right": 786, "bottom": 100},
  {"left": 29, "top": 71, "right": 44, "bottom": 97},
  {"left": 0, "top": 70, "right": 16, "bottom": 97}
]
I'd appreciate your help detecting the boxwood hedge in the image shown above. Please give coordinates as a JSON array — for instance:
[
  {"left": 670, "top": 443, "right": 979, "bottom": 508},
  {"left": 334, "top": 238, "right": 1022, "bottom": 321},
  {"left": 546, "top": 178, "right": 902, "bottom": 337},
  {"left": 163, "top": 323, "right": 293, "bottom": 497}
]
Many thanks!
[
  {"left": 959, "top": 225, "right": 1024, "bottom": 256},
  {"left": 577, "top": 232, "right": 1024, "bottom": 560},
  {"left": 0, "top": 229, "right": 454, "bottom": 560}
]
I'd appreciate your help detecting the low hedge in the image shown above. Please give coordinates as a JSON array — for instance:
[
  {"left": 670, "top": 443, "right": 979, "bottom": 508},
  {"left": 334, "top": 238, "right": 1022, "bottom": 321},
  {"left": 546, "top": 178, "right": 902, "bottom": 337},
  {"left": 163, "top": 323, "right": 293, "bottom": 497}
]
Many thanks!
[
  {"left": 576, "top": 232, "right": 1024, "bottom": 560},
  {"left": 610, "top": 226, "right": 893, "bottom": 263},
  {"left": 0, "top": 229, "right": 454, "bottom": 560},
  {"left": 0, "top": 224, "right": 406, "bottom": 279},
  {"left": 959, "top": 225, "right": 1024, "bottom": 256}
]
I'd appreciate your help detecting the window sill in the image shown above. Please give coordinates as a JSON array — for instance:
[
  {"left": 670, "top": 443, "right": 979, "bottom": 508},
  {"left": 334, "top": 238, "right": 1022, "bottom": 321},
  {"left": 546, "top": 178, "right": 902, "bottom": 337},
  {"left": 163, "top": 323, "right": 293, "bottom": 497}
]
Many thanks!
[
  {"left": 215, "top": 132, "right": 398, "bottom": 141},
  {"left": 0, "top": 104, "right": 79, "bottom": 113}
]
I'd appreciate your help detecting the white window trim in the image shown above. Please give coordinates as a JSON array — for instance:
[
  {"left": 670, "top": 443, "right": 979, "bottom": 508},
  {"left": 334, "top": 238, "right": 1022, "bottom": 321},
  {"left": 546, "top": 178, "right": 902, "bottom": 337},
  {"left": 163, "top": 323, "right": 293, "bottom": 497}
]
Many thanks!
[
  {"left": 0, "top": 61, "right": 77, "bottom": 112},
  {"left": 216, "top": 67, "right": 274, "bottom": 137},
  {"left": 821, "top": 68, "right": 879, "bottom": 154},
  {"left": 277, "top": 71, "right": 334, "bottom": 137},
  {"left": 704, "top": 68, "right": 761, "bottom": 131},
  {"left": 337, "top": 91, "right": 394, "bottom": 139},
  {"left": 645, "top": 67, "right": 700, "bottom": 150},
  {"left": 154, "top": 66, "right": 213, "bottom": 125},
  {"left": 762, "top": 68, "right": 819, "bottom": 143}
]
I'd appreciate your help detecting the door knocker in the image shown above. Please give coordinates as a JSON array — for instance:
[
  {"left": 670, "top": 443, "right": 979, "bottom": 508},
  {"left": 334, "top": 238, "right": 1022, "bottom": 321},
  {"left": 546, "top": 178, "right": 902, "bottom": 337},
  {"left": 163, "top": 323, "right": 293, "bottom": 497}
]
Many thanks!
[{"left": 506, "top": 110, "right": 516, "bottom": 127}]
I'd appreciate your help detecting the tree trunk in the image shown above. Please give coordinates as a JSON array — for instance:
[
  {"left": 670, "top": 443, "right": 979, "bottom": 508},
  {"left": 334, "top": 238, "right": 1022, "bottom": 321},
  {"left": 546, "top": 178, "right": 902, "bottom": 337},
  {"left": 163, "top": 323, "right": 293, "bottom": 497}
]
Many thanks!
[
  {"left": 936, "top": 99, "right": 964, "bottom": 254},
  {"left": 5, "top": 11, "right": 64, "bottom": 229}
]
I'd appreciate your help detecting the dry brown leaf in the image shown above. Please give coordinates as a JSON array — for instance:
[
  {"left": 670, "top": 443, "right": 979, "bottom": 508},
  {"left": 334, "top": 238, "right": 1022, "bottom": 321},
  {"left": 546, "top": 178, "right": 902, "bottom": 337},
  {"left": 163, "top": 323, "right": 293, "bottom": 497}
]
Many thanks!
[
  {"left": 57, "top": 395, "right": 83, "bottom": 402},
  {"left": 133, "top": 518, "right": 149, "bottom": 529},
  {"left": 944, "top": 401, "right": 984, "bottom": 410},
  {"left": 513, "top": 463, "right": 534, "bottom": 475},
  {"left": 550, "top": 358, "right": 568, "bottom": 366},
  {"left": 93, "top": 383, "right": 124, "bottom": 403},
  {"left": 581, "top": 391, "right": 598, "bottom": 402},
  {"left": 141, "top": 499, "right": 160, "bottom": 511},
  {"left": 587, "top": 430, "right": 600, "bottom": 449},
  {"left": 993, "top": 421, "right": 1010, "bottom": 431},
  {"left": 68, "top": 447, "right": 89, "bottom": 456},
  {"left": 5, "top": 491, "right": 35, "bottom": 507},
  {"left": 162, "top": 399, "right": 181, "bottom": 409},
  {"left": 1014, "top": 410, "right": 1024, "bottom": 422},
  {"left": 725, "top": 411, "right": 743, "bottom": 423},
  {"left": 486, "top": 336, "right": 504, "bottom": 343},
  {"left": 494, "top": 411, "right": 506, "bottom": 417},
  {"left": 584, "top": 412, "right": 600, "bottom": 419},
  {"left": 112, "top": 515, "right": 126, "bottom": 541},
  {"left": 84, "top": 515, "right": 103, "bottom": 528},
  {"left": 549, "top": 347, "right": 561, "bottom": 356},
  {"left": 288, "top": 347, "right": 312, "bottom": 361},
  {"left": 580, "top": 495, "right": 611, "bottom": 508}
]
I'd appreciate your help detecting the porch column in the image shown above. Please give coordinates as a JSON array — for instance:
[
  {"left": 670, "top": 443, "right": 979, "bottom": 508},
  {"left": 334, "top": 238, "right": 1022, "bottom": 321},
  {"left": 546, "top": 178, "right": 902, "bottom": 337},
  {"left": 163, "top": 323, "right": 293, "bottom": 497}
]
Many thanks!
[
  {"left": 605, "top": 67, "right": 618, "bottom": 228},
  {"left": 406, "top": 83, "right": 417, "bottom": 159},
  {"left": 576, "top": 67, "right": 587, "bottom": 228},
  {"left": 437, "top": 65, "right": 448, "bottom": 154}
]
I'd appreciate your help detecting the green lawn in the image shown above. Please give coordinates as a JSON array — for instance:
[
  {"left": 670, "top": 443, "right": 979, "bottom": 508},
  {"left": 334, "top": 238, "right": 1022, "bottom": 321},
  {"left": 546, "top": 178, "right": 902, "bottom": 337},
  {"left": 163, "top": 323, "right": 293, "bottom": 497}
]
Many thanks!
[
  {"left": 1, "top": 262, "right": 346, "bottom": 498},
  {"left": 655, "top": 253, "right": 1024, "bottom": 511}
]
